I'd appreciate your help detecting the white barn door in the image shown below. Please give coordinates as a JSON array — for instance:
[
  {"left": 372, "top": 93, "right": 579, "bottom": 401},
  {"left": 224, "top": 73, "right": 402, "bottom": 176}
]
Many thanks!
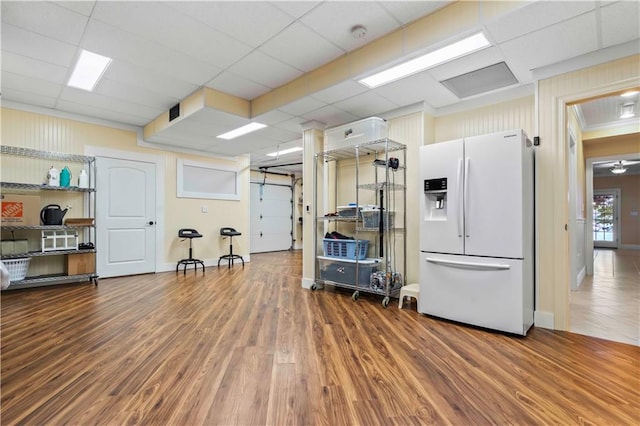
[{"left": 250, "top": 182, "right": 292, "bottom": 253}]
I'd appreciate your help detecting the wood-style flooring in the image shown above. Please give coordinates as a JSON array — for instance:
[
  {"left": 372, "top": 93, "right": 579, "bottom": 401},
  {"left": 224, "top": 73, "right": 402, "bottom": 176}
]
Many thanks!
[
  {"left": 570, "top": 249, "right": 640, "bottom": 346},
  {"left": 2, "top": 251, "right": 639, "bottom": 425}
]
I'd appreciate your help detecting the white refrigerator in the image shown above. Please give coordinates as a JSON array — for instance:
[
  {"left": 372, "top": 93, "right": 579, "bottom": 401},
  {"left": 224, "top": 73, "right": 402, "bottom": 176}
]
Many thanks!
[{"left": 418, "top": 129, "right": 534, "bottom": 335}]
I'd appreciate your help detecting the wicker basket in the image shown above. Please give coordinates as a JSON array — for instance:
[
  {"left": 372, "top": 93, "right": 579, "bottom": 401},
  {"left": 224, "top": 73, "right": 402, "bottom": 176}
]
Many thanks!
[{"left": 3, "top": 258, "right": 30, "bottom": 282}]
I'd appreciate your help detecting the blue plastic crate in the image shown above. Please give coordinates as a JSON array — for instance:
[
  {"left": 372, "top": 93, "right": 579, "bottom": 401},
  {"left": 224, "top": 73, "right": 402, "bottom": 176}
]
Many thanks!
[{"left": 323, "top": 238, "right": 369, "bottom": 260}]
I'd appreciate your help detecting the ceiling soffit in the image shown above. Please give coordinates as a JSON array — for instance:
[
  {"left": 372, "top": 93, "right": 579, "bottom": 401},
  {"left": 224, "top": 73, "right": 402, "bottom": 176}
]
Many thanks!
[{"left": 144, "top": 1, "right": 525, "bottom": 142}]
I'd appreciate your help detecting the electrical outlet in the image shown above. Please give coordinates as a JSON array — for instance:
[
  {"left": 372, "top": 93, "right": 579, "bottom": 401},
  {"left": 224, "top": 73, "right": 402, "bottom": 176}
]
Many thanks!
[{"left": 201, "top": 206, "right": 208, "bottom": 213}]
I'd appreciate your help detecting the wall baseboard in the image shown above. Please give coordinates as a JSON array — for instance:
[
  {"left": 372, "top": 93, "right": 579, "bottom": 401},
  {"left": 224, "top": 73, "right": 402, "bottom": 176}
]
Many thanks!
[
  {"left": 620, "top": 244, "right": 640, "bottom": 250},
  {"left": 534, "top": 311, "right": 555, "bottom": 330},
  {"left": 301, "top": 277, "right": 314, "bottom": 289}
]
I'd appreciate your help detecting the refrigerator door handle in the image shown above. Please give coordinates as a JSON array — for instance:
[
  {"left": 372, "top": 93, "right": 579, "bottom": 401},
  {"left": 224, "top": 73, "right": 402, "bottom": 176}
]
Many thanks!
[
  {"left": 464, "top": 158, "right": 470, "bottom": 237},
  {"left": 456, "top": 158, "right": 463, "bottom": 237},
  {"left": 425, "top": 257, "right": 511, "bottom": 270}
]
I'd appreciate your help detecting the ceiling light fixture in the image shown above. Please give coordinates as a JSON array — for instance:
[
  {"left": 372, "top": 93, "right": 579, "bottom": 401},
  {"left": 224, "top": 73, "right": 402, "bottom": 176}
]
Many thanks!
[
  {"left": 619, "top": 102, "right": 636, "bottom": 119},
  {"left": 67, "top": 49, "right": 112, "bottom": 91},
  {"left": 266, "top": 147, "right": 303, "bottom": 157},
  {"left": 610, "top": 162, "right": 627, "bottom": 174},
  {"left": 217, "top": 122, "right": 267, "bottom": 140},
  {"left": 621, "top": 90, "right": 639, "bottom": 97},
  {"left": 358, "top": 32, "right": 491, "bottom": 88}
]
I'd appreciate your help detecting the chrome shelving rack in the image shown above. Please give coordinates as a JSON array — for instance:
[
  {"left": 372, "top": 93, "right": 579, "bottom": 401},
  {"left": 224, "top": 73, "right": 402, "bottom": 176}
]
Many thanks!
[
  {"left": 1, "top": 145, "right": 98, "bottom": 289},
  {"left": 312, "top": 138, "right": 406, "bottom": 307}
]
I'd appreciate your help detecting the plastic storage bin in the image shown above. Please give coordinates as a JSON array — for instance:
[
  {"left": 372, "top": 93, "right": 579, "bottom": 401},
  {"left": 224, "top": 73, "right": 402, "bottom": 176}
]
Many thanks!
[
  {"left": 324, "top": 117, "right": 389, "bottom": 151},
  {"left": 317, "top": 256, "right": 379, "bottom": 285},
  {"left": 323, "top": 238, "right": 369, "bottom": 260},
  {"left": 3, "top": 258, "right": 30, "bottom": 282},
  {"left": 360, "top": 209, "right": 395, "bottom": 229}
]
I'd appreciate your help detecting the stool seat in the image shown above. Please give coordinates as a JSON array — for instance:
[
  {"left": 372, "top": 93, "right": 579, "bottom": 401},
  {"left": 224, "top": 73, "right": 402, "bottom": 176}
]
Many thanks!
[
  {"left": 218, "top": 227, "right": 244, "bottom": 268},
  {"left": 176, "top": 228, "right": 205, "bottom": 274},
  {"left": 179, "top": 229, "right": 202, "bottom": 239},
  {"left": 398, "top": 283, "right": 420, "bottom": 309}
]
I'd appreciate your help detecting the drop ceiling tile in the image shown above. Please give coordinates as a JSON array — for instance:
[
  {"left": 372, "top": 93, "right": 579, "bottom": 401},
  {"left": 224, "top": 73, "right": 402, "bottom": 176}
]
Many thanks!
[
  {"left": 50, "top": 1, "right": 96, "bottom": 16},
  {"left": 252, "top": 109, "right": 295, "bottom": 126},
  {"left": 0, "top": 87, "right": 57, "bottom": 109},
  {"left": 83, "top": 20, "right": 221, "bottom": 86},
  {"left": 380, "top": 1, "right": 451, "bottom": 25},
  {"left": 272, "top": 116, "right": 317, "bottom": 134},
  {"left": 205, "top": 71, "right": 271, "bottom": 100},
  {"left": 106, "top": 61, "right": 199, "bottom": 100},
  {"left": 499, "top": 12, "right": 599, "bottom": 73},
  {"left": 92, "top": 1, "right": 252, "bottom": 69},
  {"left": 372, "top": 71, "right": 458, "bottom": 108},
  {"left": 1, "top": 51, "right": 68, "bottom": 84},
  {"left": 259, "top": 22, "right": 345, "bottom": 72},
  {"left": 228, "top": 50, "right": 303, "bottom": 89},
  {"left": 300, "top": 2, "right": 399, "bottom": 51},
  {"left": 484, "top": 1, "right": 595, "bottom": 43},
  {"left": 94, "top": 78, "right": 180, "bottom": 111},
  {"left": 278, "top": 96, "right": 327, "bottom": 116},
  {"left": 59, "top": 87, "right": 164, "bottom": 121},
  {"left": 310, "top": 80, "right": 368, "bottom": 104},
  {"left": 1, "top": 1, "right": 88, "bottom": 45},
  {"left": 254, "top": 126, "right": 301, "bottom": 143},
  {"left": 271, "top": 1, "right": 321, "bottom": 19},
  {"left": 56, "top": 99, "right": 152, "bottom": 126},
  {"left": 428, "top": 46, "right": 507, "bottom": 81},
  {"left": 1, "top": 71, "right": 63, "bottom": 98},
  {"left": 333, "top": 91, "right": 399, "bottom": 118},
  {"left": 165, "top": 1, "right": 292, "bottom": 48},
  {"left": 600, "top": 1, "right": 640, "bottom": 48},
  {"left": 1, "top": 23, "right": 77, "bottom": 67},
  {"left": 302, "top": 105, "right": 360, "bottom": 128}
]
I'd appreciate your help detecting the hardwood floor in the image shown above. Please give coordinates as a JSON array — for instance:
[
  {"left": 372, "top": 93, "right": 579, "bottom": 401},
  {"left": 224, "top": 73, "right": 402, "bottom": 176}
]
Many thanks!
[
  {"left": 2, "top": 251, "right": 638, "bottom": 425},
  {"left": 570, "top": 249, "right": 640, "bottom": 346}
]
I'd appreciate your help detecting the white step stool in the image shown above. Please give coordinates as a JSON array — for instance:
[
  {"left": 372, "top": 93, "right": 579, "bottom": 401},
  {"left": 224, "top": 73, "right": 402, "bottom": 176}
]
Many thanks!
[{"left": 398, "top": 283, "right": 420, "bottom": 309}]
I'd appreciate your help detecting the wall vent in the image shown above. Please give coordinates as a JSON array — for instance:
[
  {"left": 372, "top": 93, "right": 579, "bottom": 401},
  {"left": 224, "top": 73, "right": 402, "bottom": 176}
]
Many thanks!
[
  {"left": 440, "top": 62, "right": 518, "bottom": 98},
  {"left": 169, "top": 103, "right": 180, "bottom": 122}
]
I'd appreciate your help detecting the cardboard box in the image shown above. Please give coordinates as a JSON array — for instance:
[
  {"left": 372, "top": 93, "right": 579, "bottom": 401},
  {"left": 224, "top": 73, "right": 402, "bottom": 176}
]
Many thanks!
[
  {"left": 66, "top": 252, "right": 95, "bottom": 275},
  {"left": 1, "top": 195, "right": 41, "bottom": 226}
]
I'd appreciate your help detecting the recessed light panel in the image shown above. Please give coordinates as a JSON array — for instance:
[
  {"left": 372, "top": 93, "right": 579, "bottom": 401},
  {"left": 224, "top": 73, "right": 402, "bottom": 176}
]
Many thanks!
[
  {"left": 440, "top": 62, "right": 518, "bottom": 98},
  {"left": 217, "top": 122, "right": 267, "bottom": 140},
  {"left": 266, "top": 147, "right": 303, "bottom": 157},
  {"left": 67, "top": 50, "right": 112, "bottom": 91}
]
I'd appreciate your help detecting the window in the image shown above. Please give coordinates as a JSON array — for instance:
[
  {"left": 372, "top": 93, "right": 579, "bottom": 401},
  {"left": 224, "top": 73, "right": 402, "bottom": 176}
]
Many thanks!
[{"left": 177, "top": 159, "right": 240, "bottom": 200}]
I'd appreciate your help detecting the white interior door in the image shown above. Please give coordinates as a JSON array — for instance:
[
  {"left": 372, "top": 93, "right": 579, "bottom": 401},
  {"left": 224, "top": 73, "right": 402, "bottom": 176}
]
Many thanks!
[
  {"left": 250, "top": 183, "right": 292, "bottom": 253},
  {"left": 96, "top": 157, "right": 156, "bottom": 277}
]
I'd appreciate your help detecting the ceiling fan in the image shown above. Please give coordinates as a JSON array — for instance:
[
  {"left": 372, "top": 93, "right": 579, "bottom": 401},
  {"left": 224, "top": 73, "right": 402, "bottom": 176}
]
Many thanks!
[{"left": 605, "top": 160, "right": 640, "bottom": 174}]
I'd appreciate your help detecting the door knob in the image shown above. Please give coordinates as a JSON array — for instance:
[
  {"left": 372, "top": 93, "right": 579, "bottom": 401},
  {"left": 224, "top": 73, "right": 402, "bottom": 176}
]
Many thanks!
[{"left": 148, "top": 221, "right": 155, "bottom": 225}]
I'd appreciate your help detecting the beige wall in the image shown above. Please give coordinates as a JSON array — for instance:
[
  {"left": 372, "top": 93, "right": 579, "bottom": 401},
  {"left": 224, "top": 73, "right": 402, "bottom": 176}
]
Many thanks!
[
  {"left": 583, "top": 133, "right": 640, "bottom": 158},
  {"left": 1, "top": 107, "right": 251, "bottom": 270},
  {"left": 594, "top": 174, "right": 640, "bottom": 247},
  {"left": 434, "top": 96, "right": 535, "bottom": 142},
  {"left": 537, "top": 54, "right": 640, "bottom": 330}
]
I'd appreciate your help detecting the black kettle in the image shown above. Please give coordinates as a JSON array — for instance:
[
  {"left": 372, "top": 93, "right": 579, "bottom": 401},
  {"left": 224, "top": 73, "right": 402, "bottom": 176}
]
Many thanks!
[{"left": 40, "top": 204, "right": 69, "bottom": 225}]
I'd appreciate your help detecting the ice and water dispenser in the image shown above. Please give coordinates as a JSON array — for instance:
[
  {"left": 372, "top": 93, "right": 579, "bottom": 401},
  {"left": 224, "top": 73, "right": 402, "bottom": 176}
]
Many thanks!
[{"left": 423, "top": 178, "right": 448, "bottom": 219}]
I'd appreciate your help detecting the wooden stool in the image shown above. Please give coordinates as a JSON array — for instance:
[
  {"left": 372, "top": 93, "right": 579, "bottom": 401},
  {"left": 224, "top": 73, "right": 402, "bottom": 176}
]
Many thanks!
[{"left": 398, "top": 283, "right": 420, "bottom": 309}]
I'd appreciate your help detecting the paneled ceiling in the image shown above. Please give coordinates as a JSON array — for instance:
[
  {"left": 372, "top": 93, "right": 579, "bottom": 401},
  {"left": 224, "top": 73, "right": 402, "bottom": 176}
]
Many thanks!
[{"left": 2, "top": 1, "right": 639, "bottom": 174}]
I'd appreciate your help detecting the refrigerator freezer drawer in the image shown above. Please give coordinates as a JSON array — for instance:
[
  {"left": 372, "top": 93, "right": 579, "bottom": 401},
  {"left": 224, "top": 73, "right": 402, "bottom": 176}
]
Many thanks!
[{"left": 418, "top": 254, "right": 533, "bottom": 335}]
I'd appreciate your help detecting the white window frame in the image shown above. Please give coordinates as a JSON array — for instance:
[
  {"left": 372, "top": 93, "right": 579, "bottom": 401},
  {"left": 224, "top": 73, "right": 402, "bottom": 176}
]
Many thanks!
[{"left": 177, "top": 158, "right": 240, "bottom": 201}]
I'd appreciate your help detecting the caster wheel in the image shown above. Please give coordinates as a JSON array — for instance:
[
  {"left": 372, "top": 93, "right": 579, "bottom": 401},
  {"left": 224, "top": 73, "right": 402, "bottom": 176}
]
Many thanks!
[
  {"left": 382, "top": 297, "right": 390, "bottom": 308},
  {"left": 311, "top": 283, "right": 317, "bottom": 291},
  {"left": 352, "top": 291, "right": 359, "bottom": 301}
]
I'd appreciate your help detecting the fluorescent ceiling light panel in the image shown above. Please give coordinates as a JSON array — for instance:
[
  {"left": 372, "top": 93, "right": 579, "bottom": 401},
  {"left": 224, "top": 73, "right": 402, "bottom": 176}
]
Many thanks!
[
  {"left": 359, "top": 32, "right": 490, "bottom": 88},
  {"left": 266, "top": 147, "right": 303, "bottom": 157},
  {"left": 67, "top": 49, "right": 112, "bottom": 91},
  {"left": 217, "top": 122, "right": 267, "bottom": 140}
]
